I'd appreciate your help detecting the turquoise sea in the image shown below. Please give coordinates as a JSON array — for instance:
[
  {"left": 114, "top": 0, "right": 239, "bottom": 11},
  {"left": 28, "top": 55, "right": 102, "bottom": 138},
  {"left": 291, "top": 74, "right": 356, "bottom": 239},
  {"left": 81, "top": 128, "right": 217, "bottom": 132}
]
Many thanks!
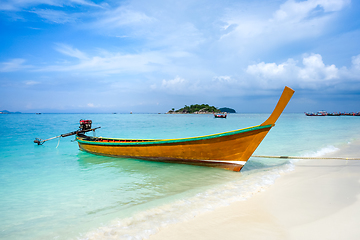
[{"left": 1, "top": 113, "right": 359, "bottom": 239}]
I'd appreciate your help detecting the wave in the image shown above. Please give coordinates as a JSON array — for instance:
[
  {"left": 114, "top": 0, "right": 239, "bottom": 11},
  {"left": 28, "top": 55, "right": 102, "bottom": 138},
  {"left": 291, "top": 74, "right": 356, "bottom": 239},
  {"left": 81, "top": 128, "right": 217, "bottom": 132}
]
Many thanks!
[
  {"left": 78, "top": 143, "right": 351, "bottom": 240},
  {"left": 78, "top": 163, "right": 294, "bottom": 240},
  {"left": 302, "top": 145, "right": 340, "bottom": 158}
]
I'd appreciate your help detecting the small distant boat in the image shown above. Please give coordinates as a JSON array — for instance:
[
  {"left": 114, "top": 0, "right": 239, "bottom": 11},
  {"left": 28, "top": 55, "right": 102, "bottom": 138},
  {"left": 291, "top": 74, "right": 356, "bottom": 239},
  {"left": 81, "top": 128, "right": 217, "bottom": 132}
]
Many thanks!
[
  {"left": 305, "top": 111, "right": 359, "bottom": 116},
  {"left": 327, "top": 112, "right": 340, "bottom": 116},
  {"left": 76, "top": 87, "right": 295, "bottom": 172},
  {"left": 214, "top": 113, "right": 227, "bottom": 118},
  {"left": 340, "top": 112, "right": 360, "bottom": 116},
  {"left": 305, "top": 111, "right": 327, "bottom": 116}
]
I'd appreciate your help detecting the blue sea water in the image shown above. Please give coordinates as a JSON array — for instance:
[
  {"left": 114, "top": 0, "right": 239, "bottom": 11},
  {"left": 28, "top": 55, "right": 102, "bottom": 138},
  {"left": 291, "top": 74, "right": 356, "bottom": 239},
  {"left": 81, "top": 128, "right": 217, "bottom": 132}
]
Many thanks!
[{"left": 0, "top": 113, "right": 359, "bottom": 239}]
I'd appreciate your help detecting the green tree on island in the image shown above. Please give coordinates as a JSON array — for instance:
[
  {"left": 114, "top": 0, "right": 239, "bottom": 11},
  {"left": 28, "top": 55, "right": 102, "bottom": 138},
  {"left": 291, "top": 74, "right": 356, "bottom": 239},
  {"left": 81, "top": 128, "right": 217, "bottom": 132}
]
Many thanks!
[{"left": 170, "top": 104, "right": 221, "bottom": 113}]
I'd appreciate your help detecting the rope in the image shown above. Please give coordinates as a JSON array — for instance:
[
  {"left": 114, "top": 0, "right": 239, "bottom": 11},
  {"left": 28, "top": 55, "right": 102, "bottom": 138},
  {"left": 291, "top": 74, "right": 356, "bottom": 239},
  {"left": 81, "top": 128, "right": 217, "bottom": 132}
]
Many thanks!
[
  {"left": 56, "top": 136, "right": 61, "bottom": 148},
  {"left": 252, "top": 155, "right": 360, "bottom": 160}
]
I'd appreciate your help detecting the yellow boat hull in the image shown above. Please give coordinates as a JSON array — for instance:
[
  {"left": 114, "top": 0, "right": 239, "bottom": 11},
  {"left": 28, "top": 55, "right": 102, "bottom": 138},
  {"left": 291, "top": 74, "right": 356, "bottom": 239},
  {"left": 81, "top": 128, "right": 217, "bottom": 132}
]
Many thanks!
[{"left": 77, "top": 87, "right": 295, "bottom": 171}]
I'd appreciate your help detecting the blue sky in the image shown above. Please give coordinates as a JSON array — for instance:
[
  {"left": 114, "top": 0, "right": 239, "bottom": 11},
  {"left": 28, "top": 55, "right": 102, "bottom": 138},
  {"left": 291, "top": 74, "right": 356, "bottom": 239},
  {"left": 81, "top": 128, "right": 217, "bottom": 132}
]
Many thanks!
[{"left": 1, "top": 0, "right": 360, "bottom": 113}]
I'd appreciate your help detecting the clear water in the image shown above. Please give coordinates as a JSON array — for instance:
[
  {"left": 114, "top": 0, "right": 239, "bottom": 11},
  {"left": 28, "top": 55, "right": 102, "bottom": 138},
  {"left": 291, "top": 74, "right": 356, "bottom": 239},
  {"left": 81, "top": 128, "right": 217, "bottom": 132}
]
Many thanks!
[{"left": 0, "top": 113, "right": 359, "bottom": 239}]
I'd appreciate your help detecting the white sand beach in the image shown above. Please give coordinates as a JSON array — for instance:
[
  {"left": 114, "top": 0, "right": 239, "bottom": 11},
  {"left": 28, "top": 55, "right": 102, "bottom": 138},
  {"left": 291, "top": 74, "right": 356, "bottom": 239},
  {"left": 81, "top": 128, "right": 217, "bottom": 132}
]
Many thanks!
[{"left": 149, "top": 141, "right": 360, "bottom": 240}]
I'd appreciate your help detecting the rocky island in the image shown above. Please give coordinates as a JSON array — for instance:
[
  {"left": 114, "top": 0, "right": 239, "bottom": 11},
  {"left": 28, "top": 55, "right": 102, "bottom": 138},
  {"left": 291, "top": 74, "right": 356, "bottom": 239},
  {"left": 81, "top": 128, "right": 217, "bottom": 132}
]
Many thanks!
[{"left": 167, "top": 104, "right": 236, "bottom": 114}]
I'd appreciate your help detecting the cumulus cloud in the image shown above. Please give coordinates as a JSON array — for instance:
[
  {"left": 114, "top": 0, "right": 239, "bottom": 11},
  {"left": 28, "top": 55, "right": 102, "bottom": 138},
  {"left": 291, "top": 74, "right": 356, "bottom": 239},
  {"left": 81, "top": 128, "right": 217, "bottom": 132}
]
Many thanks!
[
  {"left": 150, "top": 75, "right": 203, "bottom": 95},
  {"left": 351, "top": 54, "right": 360, "bottom": 71},
  {"left": 247, "top": 60, "right": 295, "bottom": 79},
  {"left": 245, "top": 53, "right": 357, "bottom": 89},
  {"left": 339, "top": 54, "right": 360, "bottom": 80},
  {"left": 158, "top": 76, "right": 192, "bottom": 92},
  {"left": 161, "top": 76, "right": 185, "bottom": 88},
  {"left": 299, "top": 54, "right": 338, "bottom": 81}
]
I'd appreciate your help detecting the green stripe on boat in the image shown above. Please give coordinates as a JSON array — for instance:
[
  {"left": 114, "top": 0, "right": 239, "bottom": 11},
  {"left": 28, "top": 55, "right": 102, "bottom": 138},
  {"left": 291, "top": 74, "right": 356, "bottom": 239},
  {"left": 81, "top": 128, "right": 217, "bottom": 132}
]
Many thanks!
[{"left": 76, "top": 124, "right": 273, "bottom": 146}]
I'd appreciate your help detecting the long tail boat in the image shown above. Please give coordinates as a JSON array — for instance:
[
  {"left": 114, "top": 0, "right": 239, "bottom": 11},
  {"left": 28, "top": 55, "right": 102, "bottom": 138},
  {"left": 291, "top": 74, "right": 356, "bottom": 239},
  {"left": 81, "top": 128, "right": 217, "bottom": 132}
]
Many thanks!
[{"left": 76, "top": 87, "right": 294, "bottom": 171}]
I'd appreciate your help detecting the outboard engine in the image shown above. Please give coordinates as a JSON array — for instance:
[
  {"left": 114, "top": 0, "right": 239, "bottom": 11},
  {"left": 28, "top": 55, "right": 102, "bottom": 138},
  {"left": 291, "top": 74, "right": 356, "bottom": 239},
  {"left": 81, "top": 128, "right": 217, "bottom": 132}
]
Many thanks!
[
  {"left": 34, "top": 119, "right": 100, "bottom": 145},
  {"left": 79, "top": 120, "right": 92, "bottom": 131}
]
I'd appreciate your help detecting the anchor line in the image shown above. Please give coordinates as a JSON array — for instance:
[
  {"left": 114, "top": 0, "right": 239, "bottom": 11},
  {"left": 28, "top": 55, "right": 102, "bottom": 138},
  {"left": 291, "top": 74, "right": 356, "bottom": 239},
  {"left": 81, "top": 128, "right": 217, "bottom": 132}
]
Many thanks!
[{"left": 252, "top": 155, "right": 360, "bottom": 160}]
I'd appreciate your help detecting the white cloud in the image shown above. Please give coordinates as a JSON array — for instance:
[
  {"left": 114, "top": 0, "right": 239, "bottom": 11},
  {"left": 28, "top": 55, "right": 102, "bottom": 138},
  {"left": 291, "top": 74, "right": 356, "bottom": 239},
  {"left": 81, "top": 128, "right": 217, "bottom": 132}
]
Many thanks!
[
  {"left": 273, "top": 0, "right": 350, "bottom": 22},
  {"left": 90, "top": 5, "right": 205, "bottom": 54},
  {"left": 0, "top": 58, "right": 32, "bottom": 72},
  {"left": 1, "top": 1, "right": 356, "bottom": 94},
  {"left": 213, "top": 76, "right": 233, "bottom": 83},
  {"left": 161, "top": 76, "right": 185, "bottom": 89},
  {"left": 351, "top": 54, "right": 360, "bottom": 70},
  {"left": 55, "top": 44, "right": 88, "bottom": 59},
  {"left": 150, "top": 75, "right": 202, "bottom": 95},
  {"left": 24, "top": 80, "right": 40, "bottom": 85},
  {"left": 247, "top": 60, "right": 294, "bottom": 78},
  {"left": 41, "top": 45, "right": 170, "bottom": 74},
  {"left": 96, "top": 7, "right": 154, "bottom": 28},
  {"left": 340, "top": 54, "right": 360, "bottom": 79},
  {"left": 69, "top": 0, "right": 103, "bottom": 8},
  {"left": 30, "top": 9, "right": 76, "bottom": 23},
  {"left": 245, "top": 53, "right": 350, "bottom": 89},
  {"left": 220, "top": 0, "right": 350, "bottom": 55},
  {"left": 299, "top": 54, "right": 338, "bottom": 81},
  {"left": 158, "top": 76, "right": 192, "bottom": 93},
  {"left": 0, "top": 0, "right": 102, "bottom": 11}
]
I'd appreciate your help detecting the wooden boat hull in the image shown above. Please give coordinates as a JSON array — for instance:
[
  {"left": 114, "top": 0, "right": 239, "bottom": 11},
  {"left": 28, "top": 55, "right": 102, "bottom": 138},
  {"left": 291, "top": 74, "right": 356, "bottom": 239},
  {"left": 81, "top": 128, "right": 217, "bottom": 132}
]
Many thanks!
[
  {"left": 77, "top": 87, "right": 295, "bottom": 171},
  {"left": 77, "top": 124, "right": 272, "bottom": 171}
]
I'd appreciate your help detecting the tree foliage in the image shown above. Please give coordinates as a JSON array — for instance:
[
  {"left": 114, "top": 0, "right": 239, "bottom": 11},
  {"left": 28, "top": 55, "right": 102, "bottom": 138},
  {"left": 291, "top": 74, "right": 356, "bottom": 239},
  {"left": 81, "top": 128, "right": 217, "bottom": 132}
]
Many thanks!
[{"left": 172, "top": 104, "right": 221, "bottom": 113}]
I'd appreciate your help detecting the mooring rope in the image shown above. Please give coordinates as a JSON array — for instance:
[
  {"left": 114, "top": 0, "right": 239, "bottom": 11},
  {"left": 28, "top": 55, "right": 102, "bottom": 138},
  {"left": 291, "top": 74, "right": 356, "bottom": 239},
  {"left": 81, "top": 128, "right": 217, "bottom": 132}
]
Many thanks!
[
  {"left": 56, "top": 136, "right": 61, "bottom": 148},
  {"left": 252, "top": 155, "right": 360, "bottom": 160}
]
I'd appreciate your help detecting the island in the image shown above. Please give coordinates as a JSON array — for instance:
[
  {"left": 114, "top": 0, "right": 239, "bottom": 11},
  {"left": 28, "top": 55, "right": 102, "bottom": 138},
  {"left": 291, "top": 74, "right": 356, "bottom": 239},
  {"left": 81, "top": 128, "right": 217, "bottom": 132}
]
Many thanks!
[
  {"left": 0, "top": 110, "right": 21, "bottom": 114},
  {"left": 219, "top": 107, "right": 236, "bottom": 113},
  {"left": 167, "top": 104, "right": 236, "bottom": 114}
]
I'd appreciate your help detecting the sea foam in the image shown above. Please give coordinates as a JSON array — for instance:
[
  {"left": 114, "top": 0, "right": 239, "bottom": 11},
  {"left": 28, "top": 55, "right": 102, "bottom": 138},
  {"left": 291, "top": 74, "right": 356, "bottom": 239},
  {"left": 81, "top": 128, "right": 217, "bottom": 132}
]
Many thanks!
[
  {"left": 79, "top": 162, "right": 294, "bottom": 240},
  {"left": 302, "top": 145, "right": 340, "bottom": 158},
  {"left": 80, "top": 144, "right": 346, "bottom": 239}
]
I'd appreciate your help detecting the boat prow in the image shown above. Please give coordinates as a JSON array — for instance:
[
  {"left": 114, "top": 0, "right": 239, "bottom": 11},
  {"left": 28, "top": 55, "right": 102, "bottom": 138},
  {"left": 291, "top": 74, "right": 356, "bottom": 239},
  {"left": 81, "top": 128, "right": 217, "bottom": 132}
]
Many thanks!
[{"left": 76, "top": 87, "right": 295, "bottom": 171}]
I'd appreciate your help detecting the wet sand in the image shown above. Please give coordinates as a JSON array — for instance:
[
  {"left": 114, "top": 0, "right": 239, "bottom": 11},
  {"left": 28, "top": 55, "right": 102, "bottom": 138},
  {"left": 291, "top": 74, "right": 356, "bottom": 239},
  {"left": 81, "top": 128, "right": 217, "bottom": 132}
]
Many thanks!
[{"left": 149, "top": 141, "right": 360, "bottom": 240}]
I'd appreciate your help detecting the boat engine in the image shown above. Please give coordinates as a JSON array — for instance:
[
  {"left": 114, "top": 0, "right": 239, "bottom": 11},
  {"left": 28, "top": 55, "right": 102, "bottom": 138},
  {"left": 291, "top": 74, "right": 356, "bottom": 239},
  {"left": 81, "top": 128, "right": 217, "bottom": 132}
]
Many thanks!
[
  {"left": 34, "top": 119, "right": 100, "bottom": 145},
  {"left": 79, "top": 119, "right": 92, "bottom": 131}
]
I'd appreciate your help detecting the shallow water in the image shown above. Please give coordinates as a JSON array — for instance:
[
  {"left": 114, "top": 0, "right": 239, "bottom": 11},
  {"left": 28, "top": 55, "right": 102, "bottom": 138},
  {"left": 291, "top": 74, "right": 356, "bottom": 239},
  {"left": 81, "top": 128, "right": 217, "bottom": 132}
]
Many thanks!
[{"left": 0, "top": 113, "right": 359, "bottom": 239}]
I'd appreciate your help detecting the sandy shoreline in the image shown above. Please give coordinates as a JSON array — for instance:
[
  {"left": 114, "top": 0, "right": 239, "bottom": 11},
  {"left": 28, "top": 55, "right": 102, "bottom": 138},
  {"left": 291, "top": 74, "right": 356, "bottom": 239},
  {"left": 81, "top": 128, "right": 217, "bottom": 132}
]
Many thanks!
[{"left": 149, "top": 141, "right": 360, "bottom": 240}]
